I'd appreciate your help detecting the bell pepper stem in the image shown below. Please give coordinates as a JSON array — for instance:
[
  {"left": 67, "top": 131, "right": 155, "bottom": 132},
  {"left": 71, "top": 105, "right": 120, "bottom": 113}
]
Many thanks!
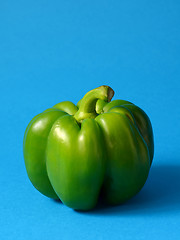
[{"left": 74, "top": 85, "right": 114, "bottom": 123}]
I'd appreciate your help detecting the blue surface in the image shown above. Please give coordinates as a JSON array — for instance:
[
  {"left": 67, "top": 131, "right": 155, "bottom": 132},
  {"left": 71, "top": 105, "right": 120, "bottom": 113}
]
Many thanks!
[{"left": 0, "top": 0, "right": 180, "bottom": 239}]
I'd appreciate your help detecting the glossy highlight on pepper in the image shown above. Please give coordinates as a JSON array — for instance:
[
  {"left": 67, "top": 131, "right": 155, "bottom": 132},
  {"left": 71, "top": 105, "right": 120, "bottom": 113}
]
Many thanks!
[{"left": 23, "top": 85, "right": 154, "bottom": 210}]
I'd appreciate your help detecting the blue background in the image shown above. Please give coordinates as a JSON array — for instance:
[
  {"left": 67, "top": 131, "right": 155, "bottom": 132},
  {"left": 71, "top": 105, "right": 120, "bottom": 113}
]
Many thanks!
[{"left": 0, "top": 0, "right": 180, "bottom": 239}]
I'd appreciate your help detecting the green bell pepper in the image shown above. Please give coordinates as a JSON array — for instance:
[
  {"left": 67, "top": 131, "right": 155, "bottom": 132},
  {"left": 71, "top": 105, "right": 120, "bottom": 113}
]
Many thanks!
[{"left": 23, "top": 85, "right": 154, "bottom": 210}]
